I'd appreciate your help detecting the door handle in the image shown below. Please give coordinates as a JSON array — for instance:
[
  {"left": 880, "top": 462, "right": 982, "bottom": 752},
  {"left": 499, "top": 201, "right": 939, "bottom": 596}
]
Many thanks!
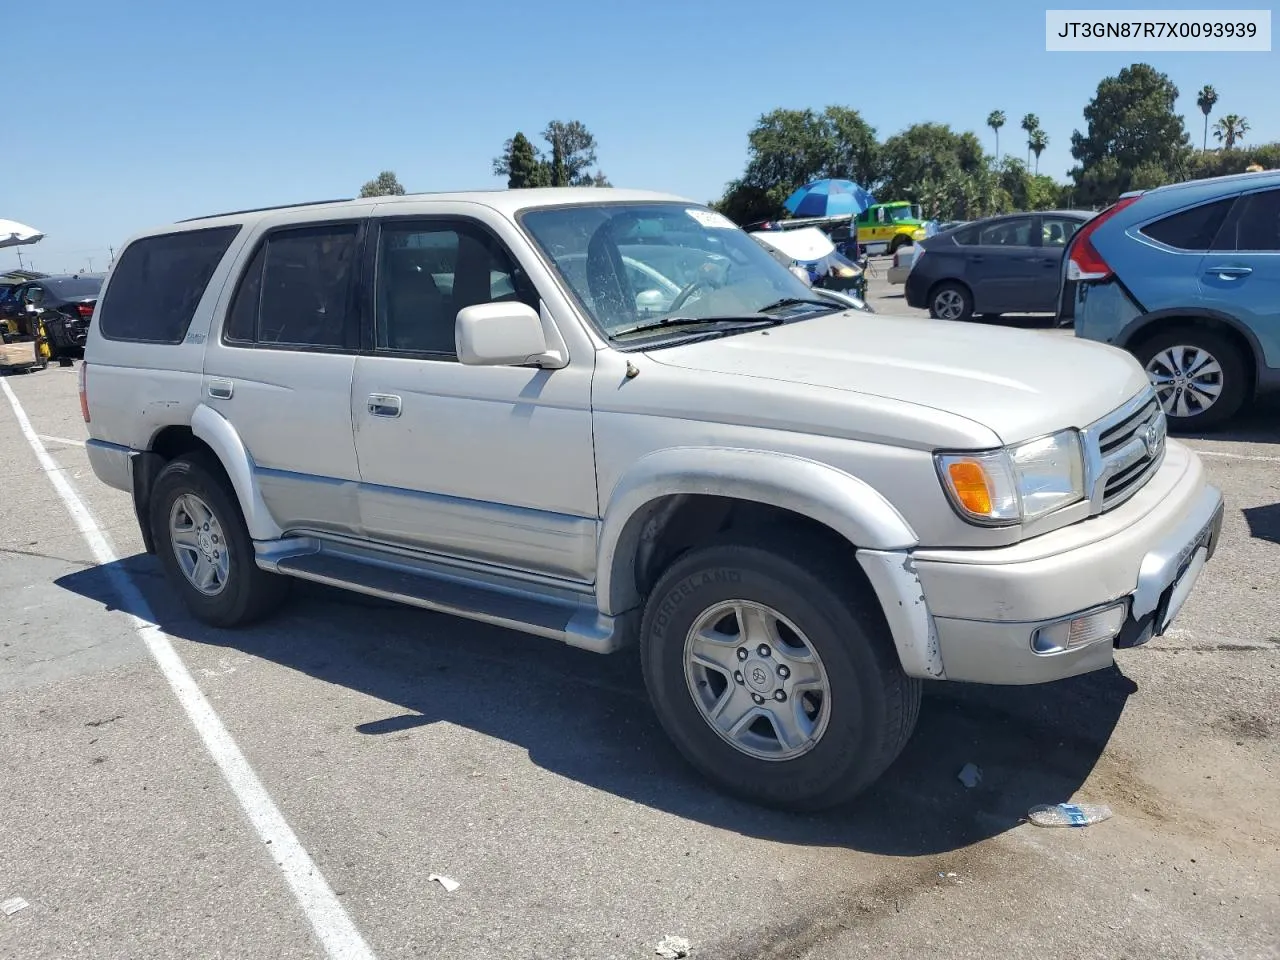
[
  {"left": 1207, "top": 265, "right": 1252, "bottom": 279},
  {"left": 967, "top": 255, "right": 985, "bottom": 263},
  {"left": 367, "top": 394, "right": 402, "bottom": 418},
  {"left": 208, "top": 378, "right": 234, "bottom": 400}
]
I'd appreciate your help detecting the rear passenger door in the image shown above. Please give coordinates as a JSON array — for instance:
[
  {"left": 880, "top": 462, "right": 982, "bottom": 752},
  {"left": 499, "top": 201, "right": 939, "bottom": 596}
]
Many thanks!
[
  {"left": 201, "top": 219, "right": 367, "bottom": 536},
  {"left": 1199, "top": 188, "right": 1280, "bottom": 371}
]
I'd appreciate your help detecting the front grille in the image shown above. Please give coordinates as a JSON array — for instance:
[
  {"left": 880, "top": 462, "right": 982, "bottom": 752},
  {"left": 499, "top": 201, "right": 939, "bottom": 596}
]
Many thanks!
[{"left": 1085, "top": 391, "right": 1165, "bottom": 512}]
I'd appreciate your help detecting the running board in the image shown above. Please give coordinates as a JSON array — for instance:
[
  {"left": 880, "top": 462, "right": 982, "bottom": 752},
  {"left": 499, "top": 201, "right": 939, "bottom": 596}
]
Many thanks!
[{"left": 255, "top": 539, "right": 628, "bottom": 654}]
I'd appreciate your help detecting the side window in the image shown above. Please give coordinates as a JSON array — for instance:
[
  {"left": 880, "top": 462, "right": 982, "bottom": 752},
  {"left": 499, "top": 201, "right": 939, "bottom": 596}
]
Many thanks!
[
  {"left": 26, "top": 285, "right": 45, "bottom": 305},
  {"left": 376, "top": 220, "right": 536, "bottom": 357},
  {"left": 1041, "top": 217, "right": 1081, "bottom": 247},
  {"left": 97, "top": 226, "right": 241, "bottom": 343},
  {"left": 223, "top": 242, "right": 266, "bottom": 343},
  {"left": 1140, "top": 198, "right": 1234, "bottom": 251},
  {"left": 977, "top": 218, "right": 1033, "bottom": 246},
  {"left": 1226, "top": 189, "right": 1280, "bottom": 252},
  {"left": 257, "top": 225, "right": 359, "bottom": 348},
  {"left": 951, "top": 225, "right": 980, "bottom": 246}
]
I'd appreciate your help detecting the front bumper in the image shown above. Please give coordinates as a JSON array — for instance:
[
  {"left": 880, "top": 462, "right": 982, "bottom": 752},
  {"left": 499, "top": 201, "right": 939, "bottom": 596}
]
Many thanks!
[{"left": 859, "top": 441, "right": 1223, "bottom": 685}]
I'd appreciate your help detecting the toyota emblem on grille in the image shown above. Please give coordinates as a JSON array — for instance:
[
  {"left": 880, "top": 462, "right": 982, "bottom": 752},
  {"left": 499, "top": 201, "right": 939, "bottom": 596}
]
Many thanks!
[{"left": 1143, "top": 417, "right": 1164, "bottom": 456}]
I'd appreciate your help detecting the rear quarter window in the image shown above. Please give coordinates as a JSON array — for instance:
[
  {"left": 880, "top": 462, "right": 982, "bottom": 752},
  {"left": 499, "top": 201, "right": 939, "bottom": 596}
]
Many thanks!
[
  {"left": 97, "top": 225, "right": 241, "bottom": 343},
  {"left": 1139, "top": 198, "right": 1235, "bottom": 251}
]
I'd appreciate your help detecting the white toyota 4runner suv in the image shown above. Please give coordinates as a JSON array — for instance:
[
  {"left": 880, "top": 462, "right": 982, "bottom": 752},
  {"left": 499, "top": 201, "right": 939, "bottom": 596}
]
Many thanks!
[{"left": 82, "top": 188, "right": 1223, "bottom": 810}]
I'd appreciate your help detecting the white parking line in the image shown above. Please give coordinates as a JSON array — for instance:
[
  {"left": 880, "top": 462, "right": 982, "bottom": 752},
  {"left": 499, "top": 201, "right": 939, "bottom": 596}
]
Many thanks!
[
  {"left": 1194, "top": 449, "right": 1280, "bottom": 463},
  {"left": 1, "top": 379, "right": 379, "bottom": 960},
  {"left": 37, "top": 434, "right": 87, "bottom": 447}
]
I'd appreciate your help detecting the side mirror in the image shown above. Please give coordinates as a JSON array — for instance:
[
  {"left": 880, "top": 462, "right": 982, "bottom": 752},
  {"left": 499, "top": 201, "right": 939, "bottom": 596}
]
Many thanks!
[{"left": 455, "top": 302, "right": 564, "bottom": 368}]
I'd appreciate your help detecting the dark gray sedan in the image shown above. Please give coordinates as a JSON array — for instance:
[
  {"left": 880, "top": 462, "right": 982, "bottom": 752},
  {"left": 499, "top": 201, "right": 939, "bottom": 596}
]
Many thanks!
[{"left": 904, "top": 210, "right": 1094, "bottom": 322}]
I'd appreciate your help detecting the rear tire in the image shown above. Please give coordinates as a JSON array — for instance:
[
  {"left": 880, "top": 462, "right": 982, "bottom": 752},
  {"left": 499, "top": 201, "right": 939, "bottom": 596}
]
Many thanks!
[
  {"left": 639, "top": 535, "right": 921, "bottom": 811},
  {"left": 150, "top": 453, "right": 289, "bottom": 627},
  {"left": 1133, "top": 327, "right": 1248, "bottom": 431},
  {"left": 929, "top": 281, "right": 973, "bottom": 322}
]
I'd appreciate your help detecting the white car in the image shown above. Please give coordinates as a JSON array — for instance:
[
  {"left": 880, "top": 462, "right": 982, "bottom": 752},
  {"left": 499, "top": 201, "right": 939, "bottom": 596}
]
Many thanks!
[
  {"left": 81, "top": 188, "right": 1221, "bottom": 810},
  {"left": 887, "top": 244, "right": 920, "bottom": 284}
]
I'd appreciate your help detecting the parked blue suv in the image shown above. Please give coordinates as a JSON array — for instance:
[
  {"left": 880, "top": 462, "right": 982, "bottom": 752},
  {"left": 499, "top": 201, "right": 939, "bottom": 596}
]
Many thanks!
[{"left": 1063, "top": 170, "right": 1280, "bottom": 430}]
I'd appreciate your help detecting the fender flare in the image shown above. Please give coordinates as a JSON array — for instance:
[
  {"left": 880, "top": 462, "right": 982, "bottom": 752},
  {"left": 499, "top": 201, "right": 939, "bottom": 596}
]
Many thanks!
[
  {"left": 1116, "top": 307, "right": 1268, "bottom": 382},
  {"left": 596, "top": 446, "right": 918, "bottom": 617},
  {"left": 190, "top": 403, "right": 282, "bottom": 541}
]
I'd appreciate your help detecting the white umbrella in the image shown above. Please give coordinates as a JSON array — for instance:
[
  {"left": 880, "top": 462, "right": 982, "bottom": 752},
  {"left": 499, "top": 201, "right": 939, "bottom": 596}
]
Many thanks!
[{"left": 0, "top": 219, "right": 44, "bottom": 249}]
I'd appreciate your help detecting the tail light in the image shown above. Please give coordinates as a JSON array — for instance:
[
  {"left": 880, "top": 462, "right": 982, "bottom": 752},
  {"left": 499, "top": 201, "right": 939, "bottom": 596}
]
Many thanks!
[
  {"left": 79, "top": 362, "right": 90, "bottom": 423},
  {"left": 892, "top": 251, "right": 901, "bottom": 269},
  {"left": 1066, "top": 195, "right": 1142, "bottom": 282},
  {"left": 76, "top": 302, "right": 94, "bottom": 318}
]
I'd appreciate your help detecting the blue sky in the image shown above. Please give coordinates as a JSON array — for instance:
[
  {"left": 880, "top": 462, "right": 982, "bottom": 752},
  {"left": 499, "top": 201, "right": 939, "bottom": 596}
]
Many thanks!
[{"left": 7, "top": 0, "right": 1275, "bottom": 273}]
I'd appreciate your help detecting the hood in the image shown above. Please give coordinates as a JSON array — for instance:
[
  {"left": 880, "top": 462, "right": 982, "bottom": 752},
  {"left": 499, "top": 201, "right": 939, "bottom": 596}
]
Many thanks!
[{"left": 643, "top": 311, "right": 1150, "bottom": 445}]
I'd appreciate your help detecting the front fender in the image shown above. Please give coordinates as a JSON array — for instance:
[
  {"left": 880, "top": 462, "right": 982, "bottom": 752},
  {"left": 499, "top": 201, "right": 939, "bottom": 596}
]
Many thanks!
[
  {"left": 190, "top": 403, "right": 282, "bottom": 541},
  {"left": 596, "top": 446, "right": 918, "bottom": 616}
]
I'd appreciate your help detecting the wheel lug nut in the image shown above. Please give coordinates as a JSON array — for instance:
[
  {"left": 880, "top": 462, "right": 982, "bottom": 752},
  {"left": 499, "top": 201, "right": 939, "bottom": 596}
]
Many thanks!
[
  {"left": 777, "top": 665, "right": 790, "bottom": 679},
  {"left": 734, "top": 671, "right": 744, "bottom": 685},
  {"left": 751, "top": 693, "right": 765, "bottom": 705},
  {"left": 757, "top": 645, "right": 771, "bottom": 658},
  {"left": 736, "top": 647, "right": 749, "bottom": 661},
  {"left": 774, "top": 690, "right": 787, "bottom": 702}
]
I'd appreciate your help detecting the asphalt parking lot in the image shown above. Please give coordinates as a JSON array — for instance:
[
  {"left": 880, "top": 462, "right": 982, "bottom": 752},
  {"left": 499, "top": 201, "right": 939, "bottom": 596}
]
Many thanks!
[{"left": 2, "top": 278, "right": 1278, "bottom": 959}]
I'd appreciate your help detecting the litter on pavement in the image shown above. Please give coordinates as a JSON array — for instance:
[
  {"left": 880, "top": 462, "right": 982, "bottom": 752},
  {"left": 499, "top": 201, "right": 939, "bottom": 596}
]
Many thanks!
[
  {"left": 655, "top": 934, "right": 691, "bottom": 958},
  {"left": 956, "top": 763, "right": 982, "bottom": 788},
  {"left": 427, "top": 874, "right": 460, "bottom": 893},
  {"left": 1027, "top": 803, "right": 1113, "bottom": 827},
  {"left": 1, "top": 897, "right": 30, "bottom": 917}
]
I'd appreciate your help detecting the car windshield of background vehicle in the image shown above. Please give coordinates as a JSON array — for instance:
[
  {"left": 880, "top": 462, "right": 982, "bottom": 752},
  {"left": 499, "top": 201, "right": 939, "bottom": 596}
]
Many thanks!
[
  {"left": 45, "top": 276, "right": 103, "bottom": 298},
  {"left": 519, "top": 202, "right": 831, "bottom": 342}
]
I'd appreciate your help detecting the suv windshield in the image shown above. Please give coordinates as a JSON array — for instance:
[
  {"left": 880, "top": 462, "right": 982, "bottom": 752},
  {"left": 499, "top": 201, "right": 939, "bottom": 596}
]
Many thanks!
[{"left": 519, "top": 202, "right": 827, "bottom": 340}]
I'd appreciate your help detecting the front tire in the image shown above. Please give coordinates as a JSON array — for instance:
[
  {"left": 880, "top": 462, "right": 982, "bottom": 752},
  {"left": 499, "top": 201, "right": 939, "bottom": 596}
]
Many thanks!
[
  {"left": 1134, "top": 327, "right": 1248, "bottom": 431},
  {"left": 929, "top": 281, "right": 973, "bottom": 322},
  {"left": 639, "top": 537, "right": 921, "bottom": 811},
  {"left": 150, "top": 454, "right": 288, "bottom": 627}
]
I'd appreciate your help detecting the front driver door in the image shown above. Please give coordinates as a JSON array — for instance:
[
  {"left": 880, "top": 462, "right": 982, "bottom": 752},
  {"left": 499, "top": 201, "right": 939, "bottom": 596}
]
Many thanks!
[{"left": 350, "top": 209, "right": 598, "bottom": 583}]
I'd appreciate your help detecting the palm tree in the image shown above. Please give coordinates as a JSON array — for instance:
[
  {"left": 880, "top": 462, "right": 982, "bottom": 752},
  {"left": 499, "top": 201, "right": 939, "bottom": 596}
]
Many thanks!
[
  {"left": 1021, "top": 113, "right": 1040, "bottom": 166},
  {"left": 1213, "top": 114, "right": 1250, "bottom": 150},
  {"left": 1029, "top": 128, "right": 1049, "bottom": 175},
  {"left": 1196, "top": 84, "right": 1219, "bottom": 151},
  {"left": 986, "top": 110, "right": 1006, "bottom": 162}
]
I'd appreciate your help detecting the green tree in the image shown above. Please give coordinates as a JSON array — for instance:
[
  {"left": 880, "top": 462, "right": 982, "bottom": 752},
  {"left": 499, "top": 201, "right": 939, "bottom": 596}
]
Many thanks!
[
  {"left": 494, "top": 131, "right": 548, "bottom": 188},
  {"left": 492, "top": 121, "right": 605, "bottom": 188},
  {"left": 1069, "top": 63, "right": 1192, "bottom": 204},
  {"left": 879, "top": 123, "right": 993, "bottom": 220},
  {"left": 358, "top": 170, "right": 406, "bottom": 198},
  {"left": 715, "top": 106, "right": 880, "bottom": 223},
  {"left": 987, "top": 109, "right": 1006, "bottom": 162},
  {"left": 1021, "top": 113, "right": 1040, "bottom": 165},
  {"left": 1213, "top": 114, "right": 1250, "bottom": 150},
  {"left": 1029, "top": 128, "right": 1049, "bottom": 174},
  {"left": 592, "top": 171, "right": 612, "bottom": 187},
  {"left": 1196, "top": 84, "right": 1219, "bottom": 151}
]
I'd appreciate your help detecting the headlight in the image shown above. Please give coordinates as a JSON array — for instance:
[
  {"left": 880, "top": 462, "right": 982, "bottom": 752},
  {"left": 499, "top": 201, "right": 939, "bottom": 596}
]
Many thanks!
[{"left": 936, "top": 430, "right": 1085, "bottom": 526}]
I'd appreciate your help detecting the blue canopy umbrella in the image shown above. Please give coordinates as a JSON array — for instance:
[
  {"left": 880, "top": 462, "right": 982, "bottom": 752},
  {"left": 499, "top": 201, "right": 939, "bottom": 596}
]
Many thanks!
[{"left": 783, "top": 179, "right": 877, "bottom": 218}]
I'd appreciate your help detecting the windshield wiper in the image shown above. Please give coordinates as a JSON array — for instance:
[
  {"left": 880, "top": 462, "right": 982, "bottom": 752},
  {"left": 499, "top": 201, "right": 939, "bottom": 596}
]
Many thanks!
[
  {"left": 755, "top": 296, "right": 842, "bottom": 314},
  {"left": 611, "top": 316, "right": 774, "bottom": 338}
]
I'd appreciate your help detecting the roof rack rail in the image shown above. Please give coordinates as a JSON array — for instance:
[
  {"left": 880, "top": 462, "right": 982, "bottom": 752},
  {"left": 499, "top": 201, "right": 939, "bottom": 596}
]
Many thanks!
[{"left": 177, "top": 198, "right": 354, "bottom": 223}]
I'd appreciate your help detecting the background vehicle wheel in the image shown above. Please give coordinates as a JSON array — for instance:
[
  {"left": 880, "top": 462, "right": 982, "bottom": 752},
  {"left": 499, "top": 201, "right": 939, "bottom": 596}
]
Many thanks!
[
  {"left": 150, "top": 453, "right": 288, "bottom": 627},
  {"left": 1134, "top": 327, "right": 1247, "bottom": 431},
  {"left": 639, "top": 536, "right": 922, "bottom": 811},
  {"left": 929, "top": 282, "right": 973, "bottom": 322}
]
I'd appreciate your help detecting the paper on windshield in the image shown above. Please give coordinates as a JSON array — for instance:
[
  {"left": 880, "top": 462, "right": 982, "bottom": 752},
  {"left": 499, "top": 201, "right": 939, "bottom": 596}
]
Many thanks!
[{"left": 686, "top": 209, "right": 737, "bottom": 230}]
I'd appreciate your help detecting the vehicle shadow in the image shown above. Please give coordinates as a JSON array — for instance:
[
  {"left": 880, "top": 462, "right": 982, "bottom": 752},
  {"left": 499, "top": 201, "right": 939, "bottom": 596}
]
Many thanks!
[
  {"left": 1173, "top": 395, "right": 1280, "bottom": 444},
  {"left": 55, "top": 555, "right": 1133, "bottom": 858}
]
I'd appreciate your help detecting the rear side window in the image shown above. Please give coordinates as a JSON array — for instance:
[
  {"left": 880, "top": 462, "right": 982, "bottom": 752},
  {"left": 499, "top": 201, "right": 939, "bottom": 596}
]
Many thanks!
[
  {"left": 97, "top": 226, "right": 240, "bottom": 343},
  {"left": 1221, "top": 189, "right": 1280, "bottom": 252},
  {"left": 222, "top": 223, "right": 360, "bottom": 349},
  {"left": 1139, "top": 198, "right": 1234, "bottom": 251}
]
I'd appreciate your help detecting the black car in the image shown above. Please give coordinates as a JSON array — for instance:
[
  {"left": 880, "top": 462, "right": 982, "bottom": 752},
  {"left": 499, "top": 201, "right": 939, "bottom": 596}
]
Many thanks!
[
  {"left": 0, "top": 273, "right": 104, "bottom": 359},
  {"left": 904, "top": 211, "right": 1094, "bottom": 322}
]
